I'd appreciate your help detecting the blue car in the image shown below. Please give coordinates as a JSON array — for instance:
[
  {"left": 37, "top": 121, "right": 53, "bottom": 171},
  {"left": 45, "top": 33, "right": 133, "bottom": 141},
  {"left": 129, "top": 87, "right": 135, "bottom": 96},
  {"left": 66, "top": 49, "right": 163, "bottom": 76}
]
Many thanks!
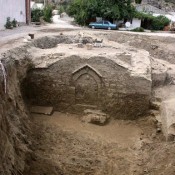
[{"left": 89, "top": 21, "right": 117, "bottom": 30}]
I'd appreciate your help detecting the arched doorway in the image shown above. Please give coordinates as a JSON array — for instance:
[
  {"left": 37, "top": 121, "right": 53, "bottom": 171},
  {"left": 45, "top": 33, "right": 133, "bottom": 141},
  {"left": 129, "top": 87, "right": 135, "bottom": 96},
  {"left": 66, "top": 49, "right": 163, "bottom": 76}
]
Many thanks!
[
  {"left": 75, "top": 73, "right": 98, "bottom": 105},
  {"left": 72, "top": 64, "right": 102, "bottom": 106}
]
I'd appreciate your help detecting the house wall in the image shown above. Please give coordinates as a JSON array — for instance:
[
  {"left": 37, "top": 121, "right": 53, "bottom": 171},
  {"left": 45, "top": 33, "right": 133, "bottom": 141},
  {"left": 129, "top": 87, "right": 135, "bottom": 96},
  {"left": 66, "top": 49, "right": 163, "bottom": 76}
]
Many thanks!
[
  {"left": 132, "top": 18, "right": 141, "bottom": 28},
  {"left": 0, "top": 0, "right": 26, "bottom": 30}
]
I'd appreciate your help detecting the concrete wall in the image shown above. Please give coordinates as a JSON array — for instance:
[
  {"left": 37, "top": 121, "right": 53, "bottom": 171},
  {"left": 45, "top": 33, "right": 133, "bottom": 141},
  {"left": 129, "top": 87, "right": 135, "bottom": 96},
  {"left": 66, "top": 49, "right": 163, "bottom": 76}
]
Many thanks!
[
  {"left": 0, "top": 0, "right": 26, "bottom": 30},
  {"left": 132, "top": 18, "right": 141, "bottom": 28}
]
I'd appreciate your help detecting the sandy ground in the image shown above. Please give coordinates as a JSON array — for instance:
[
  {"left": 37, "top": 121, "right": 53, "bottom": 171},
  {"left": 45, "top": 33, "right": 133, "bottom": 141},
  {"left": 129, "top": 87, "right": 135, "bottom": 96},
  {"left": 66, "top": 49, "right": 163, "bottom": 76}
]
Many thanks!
[
  {"left": 24, "top": 112, "right": 175, "bottom": 175},
  {"left": 24, "top": 112, "right": 154, "bottom": 175}
]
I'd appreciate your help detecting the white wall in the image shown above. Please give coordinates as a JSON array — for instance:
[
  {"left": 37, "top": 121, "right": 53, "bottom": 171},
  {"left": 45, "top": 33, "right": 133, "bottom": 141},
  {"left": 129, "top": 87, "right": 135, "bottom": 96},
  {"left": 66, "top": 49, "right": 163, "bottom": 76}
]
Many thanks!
[
  {"left": 132, "top": 18, "right": 141, "bottom": 28},
  {"left": 0, "top": 0, "right": 26, "bottom": 30}
]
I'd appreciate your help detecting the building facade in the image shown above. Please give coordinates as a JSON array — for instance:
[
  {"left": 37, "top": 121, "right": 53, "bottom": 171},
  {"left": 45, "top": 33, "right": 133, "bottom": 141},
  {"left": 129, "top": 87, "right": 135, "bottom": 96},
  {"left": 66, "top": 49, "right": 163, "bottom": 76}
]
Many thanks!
[{"left": 0, "top": 0, "right": 30, "bottom": 30}]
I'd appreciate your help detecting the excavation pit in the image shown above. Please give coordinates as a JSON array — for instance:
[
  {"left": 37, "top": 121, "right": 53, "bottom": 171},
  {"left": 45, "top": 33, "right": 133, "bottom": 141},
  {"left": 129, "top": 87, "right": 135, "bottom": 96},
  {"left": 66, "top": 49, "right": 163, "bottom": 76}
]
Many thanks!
[{"left": 3, "top": 31, "right": 175, "bottom": 175}]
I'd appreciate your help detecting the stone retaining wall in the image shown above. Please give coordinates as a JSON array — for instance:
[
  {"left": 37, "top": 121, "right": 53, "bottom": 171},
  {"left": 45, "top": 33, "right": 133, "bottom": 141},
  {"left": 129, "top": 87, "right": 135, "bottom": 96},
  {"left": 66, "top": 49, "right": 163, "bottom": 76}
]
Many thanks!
[{"left": 24, "top": 55, "right": 151, "bottom": 119}]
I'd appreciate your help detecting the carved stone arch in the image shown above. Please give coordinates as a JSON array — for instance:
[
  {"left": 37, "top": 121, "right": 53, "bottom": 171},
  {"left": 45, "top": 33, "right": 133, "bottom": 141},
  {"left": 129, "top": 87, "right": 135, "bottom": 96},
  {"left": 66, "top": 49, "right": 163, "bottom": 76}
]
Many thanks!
[
  {"left": 72, "top": 64, "right": 102, "bottom": 88},
  {"left": 72, "top": 64, "right": 102, "bottom": 105}
]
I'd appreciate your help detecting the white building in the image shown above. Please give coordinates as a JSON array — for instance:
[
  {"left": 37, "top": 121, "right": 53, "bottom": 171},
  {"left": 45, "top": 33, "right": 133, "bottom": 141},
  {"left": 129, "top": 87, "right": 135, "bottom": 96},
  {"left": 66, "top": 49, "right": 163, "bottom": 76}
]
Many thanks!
[
  {"left": 0, "top": 0, "right": 30, "bottom": 30},
  {"left": 31, "top": 1, "right": 44, "bottom": 10}
]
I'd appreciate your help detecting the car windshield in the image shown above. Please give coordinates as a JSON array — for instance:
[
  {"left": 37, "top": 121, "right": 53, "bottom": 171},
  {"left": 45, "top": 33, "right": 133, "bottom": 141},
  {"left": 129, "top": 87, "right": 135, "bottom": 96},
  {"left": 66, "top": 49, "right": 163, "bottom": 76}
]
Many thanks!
[{"left": 97, "top": 21, "right": 103, "bottom": 24}]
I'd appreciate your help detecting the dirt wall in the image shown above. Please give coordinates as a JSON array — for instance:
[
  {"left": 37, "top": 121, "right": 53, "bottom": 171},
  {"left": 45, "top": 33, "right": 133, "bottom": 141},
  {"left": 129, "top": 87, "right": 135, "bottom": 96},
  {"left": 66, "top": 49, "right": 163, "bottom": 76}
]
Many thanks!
[{"left": 0, "top": 47, "right": 32, "bottom": 175}]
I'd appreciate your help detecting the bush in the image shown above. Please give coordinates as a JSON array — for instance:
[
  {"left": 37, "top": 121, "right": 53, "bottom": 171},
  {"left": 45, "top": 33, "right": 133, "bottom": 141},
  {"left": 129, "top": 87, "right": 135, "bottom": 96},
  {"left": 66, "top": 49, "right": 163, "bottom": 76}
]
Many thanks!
[
  {"left": 135, "top": 0, "right": 142, "bottom": 4},
  {"left": 58, "top": 5, "right": 65, "bottom": 15},
  {"left": 134, "top": 12, "right": 170, "bottom": 30},
  {"left": 43, "top": 5, "right": 53, "bottom": 23},
  {"left": 131, "top": 27, "right": 144, "bottom": 32},
  {"left": 4, "top": 17, "right": 12, "bottom": 29},
  {"left": 31, "top": 8, "right": 43, "bottom": 22},
  {"left": 151, "top": 15, "right": 170, "bottom": 30},
  {"left": 12, "top": 18, "right": 17, "bottom": 27}
]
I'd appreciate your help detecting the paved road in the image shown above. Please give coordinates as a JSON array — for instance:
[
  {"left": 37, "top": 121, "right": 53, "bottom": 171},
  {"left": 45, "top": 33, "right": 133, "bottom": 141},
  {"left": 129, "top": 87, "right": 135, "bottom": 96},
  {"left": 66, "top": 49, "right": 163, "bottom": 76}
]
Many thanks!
[
  {"left": 0, "top": 17, "right": 79, "bottom": 45},
  {"left": 0, "top": 17, "right": 175, "bottom": 50}
]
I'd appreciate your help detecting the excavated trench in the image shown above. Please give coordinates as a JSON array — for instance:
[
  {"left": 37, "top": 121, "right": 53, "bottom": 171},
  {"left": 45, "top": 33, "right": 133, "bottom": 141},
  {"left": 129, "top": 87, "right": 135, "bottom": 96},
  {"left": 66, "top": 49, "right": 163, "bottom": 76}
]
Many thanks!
[{"left": 1, "top": 31, "right": 175, "bottom": 175}]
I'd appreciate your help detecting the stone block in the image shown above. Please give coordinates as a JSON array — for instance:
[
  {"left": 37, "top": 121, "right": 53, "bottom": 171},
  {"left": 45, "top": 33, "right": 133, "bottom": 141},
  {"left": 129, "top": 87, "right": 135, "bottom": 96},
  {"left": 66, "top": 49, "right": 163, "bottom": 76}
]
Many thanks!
[
  {"left": 86, "top": 44, "right": 93, "bottom": 50},
  {"left": 30, "top": 106, "right": 53, "bottom": 115},
  {"left": 82, "top": 109, "right": 110, "bottom": 125},
  {"left": 77, "top": 43, "right": 84, "bottom": 48},
  {"left": 160, "top": 99, "right": 175, "bottom": 141}
]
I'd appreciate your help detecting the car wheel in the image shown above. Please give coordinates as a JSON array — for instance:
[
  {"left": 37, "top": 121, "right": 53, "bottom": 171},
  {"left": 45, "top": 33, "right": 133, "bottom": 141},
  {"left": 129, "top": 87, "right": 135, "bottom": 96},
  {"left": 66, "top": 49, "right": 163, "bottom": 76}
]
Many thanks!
[
  {"left": 92, "top": 26, "right": 95, "bottom": 29},
  {"left": 108, "top": 27, "right": 111, "bottom": 30}
]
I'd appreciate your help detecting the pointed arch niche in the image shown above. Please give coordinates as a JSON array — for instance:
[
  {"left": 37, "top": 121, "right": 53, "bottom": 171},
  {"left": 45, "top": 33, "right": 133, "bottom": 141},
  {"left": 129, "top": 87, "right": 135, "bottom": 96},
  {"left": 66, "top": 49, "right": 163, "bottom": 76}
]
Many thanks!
[{"left": 72, "top": 64, "right": 102, "bottom": 105}]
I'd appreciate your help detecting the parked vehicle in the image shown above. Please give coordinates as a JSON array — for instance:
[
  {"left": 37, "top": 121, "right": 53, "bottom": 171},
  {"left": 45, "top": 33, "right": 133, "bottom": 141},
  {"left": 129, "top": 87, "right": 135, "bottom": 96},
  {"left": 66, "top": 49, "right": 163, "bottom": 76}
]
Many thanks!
[{"left": 89, "top": 21, "right": 117, "bottom": 30}]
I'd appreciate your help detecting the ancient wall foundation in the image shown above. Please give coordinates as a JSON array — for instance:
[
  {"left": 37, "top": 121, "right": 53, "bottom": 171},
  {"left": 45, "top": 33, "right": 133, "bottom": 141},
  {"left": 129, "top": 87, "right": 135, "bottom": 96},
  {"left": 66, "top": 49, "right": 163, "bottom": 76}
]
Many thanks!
[{"left": 24, "top": 54, "right": 151, "bottom": 119}]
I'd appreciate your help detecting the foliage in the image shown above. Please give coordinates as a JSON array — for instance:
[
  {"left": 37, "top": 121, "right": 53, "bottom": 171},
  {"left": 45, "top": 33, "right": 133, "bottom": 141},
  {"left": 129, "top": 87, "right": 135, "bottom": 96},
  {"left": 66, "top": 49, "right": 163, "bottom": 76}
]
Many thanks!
[
  {"left": 12, "top": 18, "right": 18, "bottom": 27},
  {"left": 4, "top": 17, "right": 12, "bottom": 29},
  {"left": 135, "top": 0, "right": 142, "bottom": 4},
  {"left": 133, "top": 12, "right": 170, "bottom": 30},
  {"left": 58, "top": 5, "right": 65, "bottom": 15},
  {"left": 31, "top": 8, "right": 44, "bottom": 22},
  {"left": 43, "top": 5, "right": 53, "bottom": 23},
  {"left": 151, "top": 15, "right": 170, "bottom": 30},
  {"left": 67, "top": 0, "right": 135, "bottom": 25},
  {"left": 131, "top": 27, "right": 144, "bottom": 32},
  {"left": 133, "top": 11, "right": 154, "bottom": 20}
]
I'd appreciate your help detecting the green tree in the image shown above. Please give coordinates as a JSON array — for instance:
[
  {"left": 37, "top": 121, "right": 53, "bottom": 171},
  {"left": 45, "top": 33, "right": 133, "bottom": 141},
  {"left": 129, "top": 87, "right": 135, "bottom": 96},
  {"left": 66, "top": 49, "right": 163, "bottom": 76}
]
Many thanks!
[
  {"left": 43, "top": 4, "right": 53, "bottom": 22},
  {"left": 67, "top": 0, "right": 135, "bottom": 25}
]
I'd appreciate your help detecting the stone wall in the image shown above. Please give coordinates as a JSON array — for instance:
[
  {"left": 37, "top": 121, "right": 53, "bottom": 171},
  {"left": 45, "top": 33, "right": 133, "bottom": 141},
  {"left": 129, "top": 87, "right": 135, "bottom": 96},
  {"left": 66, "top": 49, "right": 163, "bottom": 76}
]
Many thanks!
[{"left": 24, "top": 55, "right": 151, "bottom": 119}]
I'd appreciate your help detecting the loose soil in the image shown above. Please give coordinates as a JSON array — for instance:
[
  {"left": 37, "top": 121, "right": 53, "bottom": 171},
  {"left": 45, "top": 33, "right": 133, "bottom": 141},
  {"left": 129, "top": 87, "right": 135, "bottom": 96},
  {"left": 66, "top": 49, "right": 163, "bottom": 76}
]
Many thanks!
[{"left": 24, "top": 112, "right": 175, "bottom": 175}]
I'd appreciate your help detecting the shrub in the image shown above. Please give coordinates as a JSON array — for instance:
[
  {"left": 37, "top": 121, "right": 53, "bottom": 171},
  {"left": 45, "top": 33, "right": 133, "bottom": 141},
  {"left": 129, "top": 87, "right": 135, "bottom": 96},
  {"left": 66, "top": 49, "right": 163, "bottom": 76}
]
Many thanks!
[
  {"left": 151, "top": 15, "right": 170, "bottom": 30},
  {"left": 4, "top": 17, "right": 12, "bottom": 29},
  {"left": 135, "top": 0, "right": 142, "bottom": 4},
  {"left": 58, "top": 5, "right": 65, "bottom": 15},
  {"left": 31, "top": 8, "right": 43, "bottom": 22},
  {"left": 43, "top": 5, "right": 53, "bottom": 23},
  {"left": 12, "top": 18, "right": 17, "bottom": 27},
  {"left": 131, "top": 27, "right": 144, "bottom": 32},
  {"left": 134, "top": 12, "right": 170, "bottom": 30}
]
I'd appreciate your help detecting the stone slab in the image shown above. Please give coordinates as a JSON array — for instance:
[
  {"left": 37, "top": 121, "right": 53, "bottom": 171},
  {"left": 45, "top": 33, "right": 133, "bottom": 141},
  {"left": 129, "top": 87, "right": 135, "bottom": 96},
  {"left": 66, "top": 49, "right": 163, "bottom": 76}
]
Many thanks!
[
  {"left": 30, "top": 106, "right": 53, "bottom": 115},
  {"left": 160, "top": 98, "right": 175, "bottom": 141}
]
